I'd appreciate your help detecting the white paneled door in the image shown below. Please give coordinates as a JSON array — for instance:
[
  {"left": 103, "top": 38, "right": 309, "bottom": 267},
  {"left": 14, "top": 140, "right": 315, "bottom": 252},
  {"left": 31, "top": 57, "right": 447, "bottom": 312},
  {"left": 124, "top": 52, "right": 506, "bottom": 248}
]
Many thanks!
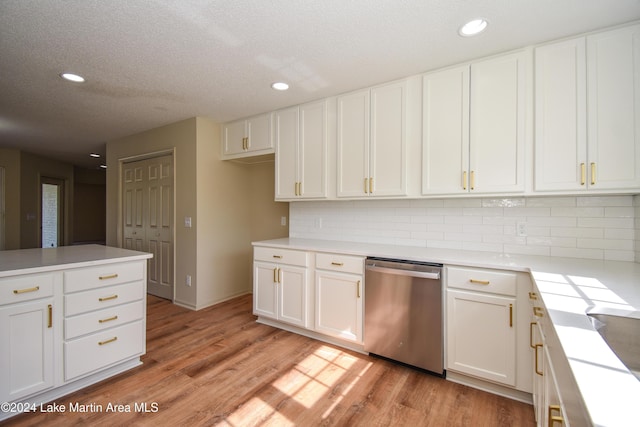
[{"left": 122, "top": 155, "right": 174, "bottom": 300}]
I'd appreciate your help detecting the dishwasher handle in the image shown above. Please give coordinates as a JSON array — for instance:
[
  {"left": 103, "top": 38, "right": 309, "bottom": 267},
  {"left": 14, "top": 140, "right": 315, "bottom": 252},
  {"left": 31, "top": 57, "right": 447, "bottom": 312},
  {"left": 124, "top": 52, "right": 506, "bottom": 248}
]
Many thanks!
[{"left": 366, "top": 265, "right": 441, "bottom": 280}]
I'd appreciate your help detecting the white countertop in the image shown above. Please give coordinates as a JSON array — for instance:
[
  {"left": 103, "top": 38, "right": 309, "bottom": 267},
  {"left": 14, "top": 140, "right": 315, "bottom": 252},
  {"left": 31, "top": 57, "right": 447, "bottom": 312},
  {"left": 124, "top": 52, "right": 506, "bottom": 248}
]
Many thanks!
[
  {"left": 0, "top": 245, "right": 152, "bottom": 277},
  {"left": 254, "top": 237, "right": 640, "bottom": 426}
]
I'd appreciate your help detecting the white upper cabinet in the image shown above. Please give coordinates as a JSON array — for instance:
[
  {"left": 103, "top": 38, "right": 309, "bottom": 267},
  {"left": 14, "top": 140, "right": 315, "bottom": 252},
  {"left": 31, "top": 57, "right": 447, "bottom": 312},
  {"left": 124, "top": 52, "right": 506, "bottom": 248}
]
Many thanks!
[
  {"left": 275, "top": 100, "right": 328, "bottom": 200},
  {"left": 337, "top": 80, "right": 407, "bottom": 197},
  {"left": 535, "top": 23, "right": 640, "bottom": 192},
  {"left": 422, "top": 51, "right": 527, "bottom": 195},
  {"left": 534, "top": 37, "right": 587, "bottom": 191},
  {"left": 587, "top": 24, "right": 640, "bottom": 190},
  {"left": 222, "top": 113, "right": 274, "bottom": 159},
  {"left": 469, "top": 51, "right": 526, "bottom": 193},
  {"left": 422, "top": 65, "right": 470, "bottom": 194}
]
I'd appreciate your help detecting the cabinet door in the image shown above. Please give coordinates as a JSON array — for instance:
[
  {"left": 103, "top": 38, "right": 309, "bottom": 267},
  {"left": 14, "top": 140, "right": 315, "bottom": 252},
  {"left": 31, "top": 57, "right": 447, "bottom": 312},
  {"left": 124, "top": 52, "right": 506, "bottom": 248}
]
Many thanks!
[
  {"left": 337, "top": 89, "right": 370, "bottom": 197},
  {"left": 246, "top": 113, "right": 273, "bottom": 152},
  {"left": 587, "top": 24, "right": 640, "bottom": 190},
  {"left": 470, "top": 51, "right": 526, "bottom": 193},
  {"left": 446, "top": 289, "right": 516, "bottom": 385},
  {"left": 0, "top": 299, "right": 54, "bottom": 402},
  {"left": 370, "top": 80, "right": 407, "bottom": 196},
  {"left": 315, "top": 271, "right": 362, "bottom": 343},
  {"left": 278, "top": 266, "right": 308, "bottom": 328},
  {"left": 535, "top": 37, "right": 587, "bottom": 191},
  {"left": 422, "top": 66, "right": 470, "bottom": 194},
  {"left": 299, "top": 100, "right": 328, "bottom": 198},
  {"left": 274, "top": 107, "right": 299, "bottom": 199},
  {"left": 253, "top": 262, "right": 277, "bottom": 319},
  {"left": 222, "top": 119, "right": 247, "bottom": 156}
]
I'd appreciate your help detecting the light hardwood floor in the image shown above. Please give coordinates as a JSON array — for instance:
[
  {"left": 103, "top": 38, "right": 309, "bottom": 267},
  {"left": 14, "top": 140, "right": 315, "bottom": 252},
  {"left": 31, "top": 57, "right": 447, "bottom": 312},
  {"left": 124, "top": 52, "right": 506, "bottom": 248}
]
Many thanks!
[{"left": 5, "top": 294, "right": 535, "bottom": 426}]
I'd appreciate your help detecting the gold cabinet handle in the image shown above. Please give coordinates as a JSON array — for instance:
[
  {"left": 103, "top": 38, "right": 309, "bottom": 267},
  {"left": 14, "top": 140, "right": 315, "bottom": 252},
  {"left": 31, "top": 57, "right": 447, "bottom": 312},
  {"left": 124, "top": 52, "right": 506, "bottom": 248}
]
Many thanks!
[
  {"left": 13, "top": 286, "right": 40, "bottom": 294},
  {"left": 549, "top": 405, "right": 563, "bottom": 426},
  {"left": 469, "top": 279, "right": 490, "bottom": 285},
  {"left": 529, "top": 291, "right": 538, "bottom": 300},
  {"left": 470, "top": 170, "right": 475, "bottom": 190},
  {"left": 98, "top": 337, "right": 118, "bottom": 346},
  {"left": 509, "top": 304, "right": 513, "bottom": 327},
  {"left": 357, "top": 280, "right": 361, "bottom": 298},
  {"left": 273, "top": 267, "right": 278, "bottom": 283},
  {"left": 591, "top": 162, "right": 596, "bottom": 185},
  {"left": 331, "top": 262, "right": 344, "bottom": 266},
  {"left": 295, "top": 182, "right": 300, "bottom": 196},
  {"left": 99, "top": 294, "right": 118, "bottom": 302},
  {"left": 369, "top": 177, "right": 373, "bottom": 194},
  {"left": 580, "top": 163, "right": 586, "bottom": 185},
  {"left": 364, "top": 177, "right": 369, "bottom": 194},
  {"left": 48, "top": 304, "right": 52, "bottom": 328},
  {"left": 535, "top": 343, "right": 543, "bottom": 376},
  {"left": 99, "top": 315, "right": 119, "bottom": 324},
  {"left": 272, "top": 255, "right": 282, "bottom": 259},
  {"left": 529, "top": 322, "right": 537, "bottom": 349},
  {"left": 277, "top": 268, "right": 281, "bottom": 284},
  {"left": 533, "top": 306, "right": 544, "bottom": 317},
  {"left": 463, "top": 171, "right": 467, "bottom": 190},
  {"left": 99, "top": 273, "right": 118, "bottom": 280}
]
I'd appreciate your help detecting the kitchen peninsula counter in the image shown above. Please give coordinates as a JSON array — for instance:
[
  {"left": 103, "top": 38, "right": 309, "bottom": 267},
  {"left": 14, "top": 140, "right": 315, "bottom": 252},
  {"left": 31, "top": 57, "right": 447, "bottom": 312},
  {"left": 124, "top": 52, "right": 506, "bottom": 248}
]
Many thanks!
[{"left": 254, "top": 237, "right": 640, "bottom": 427}]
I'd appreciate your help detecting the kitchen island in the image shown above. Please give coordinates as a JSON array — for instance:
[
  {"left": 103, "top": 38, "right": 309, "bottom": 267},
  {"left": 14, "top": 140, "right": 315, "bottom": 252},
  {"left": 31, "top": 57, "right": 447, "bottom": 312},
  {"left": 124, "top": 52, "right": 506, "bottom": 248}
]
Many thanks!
[
  {"left": 0, "top": 245, "right": 152, "bottom": 422},
  {"left": 254, "top": 237, "right": 640, "bottom": 427}
]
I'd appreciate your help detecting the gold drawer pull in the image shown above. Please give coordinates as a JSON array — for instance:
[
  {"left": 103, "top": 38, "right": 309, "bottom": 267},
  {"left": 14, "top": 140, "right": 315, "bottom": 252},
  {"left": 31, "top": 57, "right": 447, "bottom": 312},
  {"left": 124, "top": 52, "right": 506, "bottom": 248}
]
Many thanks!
[
  {"left": 529, "top": 322, "right": 537, "bottom": 349},
  {"left": 99, "top": 273, "right": 118, "bottom": 280},
  {"left": 13, "top": 286, "right": 40, "bottom": 294},
  {"left": 99, "top": 294, "right": 118, "bottom": 302},
  {"left": 533, "top": 306, "right": 544, "bottom": 317},
  {"left": 509, "top": 304, "right": 513, "bottom": 327},
  {"left": 99, "top": 315, "right": 119, "bottom": 324},
  {"left": 272, "top": 255, "right": 282, "bottom": 259},
  {"left": 469, "top": 279, "right": 490, "bottom": 285},
  {"left": 98, "top": 337, "right": 118, "bottom": 346},
  {"left": 331, "top": 262, "right": 344, "bottom": 266},
  {"left": 549, "top": 405, "right": 563, "bottom": 426},
  {"left": 529, "top": 291, "right": 538, "bottom": 300},
  {"left": 535, "top": 344, "right": 543, "bottom": 376},
  {"left": 48, "top": 304, "right": 53, "bottom": 328}
]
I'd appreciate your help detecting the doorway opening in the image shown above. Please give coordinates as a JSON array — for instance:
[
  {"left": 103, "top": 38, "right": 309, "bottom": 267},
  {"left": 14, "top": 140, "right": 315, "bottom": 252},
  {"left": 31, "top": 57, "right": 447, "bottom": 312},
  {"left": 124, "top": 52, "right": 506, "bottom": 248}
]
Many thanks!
[{"left": 41, "top": 177, "right": 64, "bottom": 248}]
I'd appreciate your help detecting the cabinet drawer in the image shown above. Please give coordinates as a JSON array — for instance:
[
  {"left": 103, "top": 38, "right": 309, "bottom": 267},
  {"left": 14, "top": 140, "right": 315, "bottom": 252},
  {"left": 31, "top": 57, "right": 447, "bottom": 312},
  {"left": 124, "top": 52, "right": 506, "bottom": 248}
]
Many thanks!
[
  {"left": 64, "top": 320, "right": 144, "bottom": 381},
  {"left": 316, "top": 253, "right": 364, "bottom": 275},
  {"left": 64, "top": 261, "right": 144, "bottom": 293},
  {"left": 447, "top": 266, "right": 517, "bottom": 296},
  {"left": 254, "top": 247, "right": 308, "bottom": 267},
  {"left": 0, "top": 273, "right": 56, "bottom": 305},
  {"left": 64, "top": 281, "right": 144, "bottom": 316},
  {"left": 65, "top": 300, "right": 144, "bottom": 340}
]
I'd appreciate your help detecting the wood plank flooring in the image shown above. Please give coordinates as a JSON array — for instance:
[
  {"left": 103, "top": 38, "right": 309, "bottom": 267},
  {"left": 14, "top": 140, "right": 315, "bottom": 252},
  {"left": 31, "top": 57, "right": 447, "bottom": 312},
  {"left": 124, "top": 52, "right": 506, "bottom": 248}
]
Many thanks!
[{"left": 4, "top": 294, "right": 535, "bottom": 426}]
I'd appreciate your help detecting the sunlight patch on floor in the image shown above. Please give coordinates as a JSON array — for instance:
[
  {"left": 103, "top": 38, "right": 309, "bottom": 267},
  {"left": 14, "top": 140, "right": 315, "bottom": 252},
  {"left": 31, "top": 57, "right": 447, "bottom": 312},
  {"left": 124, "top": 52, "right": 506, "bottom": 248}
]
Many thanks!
[{"left": 221, "top": 345, "right": 372, "bottom": 426}]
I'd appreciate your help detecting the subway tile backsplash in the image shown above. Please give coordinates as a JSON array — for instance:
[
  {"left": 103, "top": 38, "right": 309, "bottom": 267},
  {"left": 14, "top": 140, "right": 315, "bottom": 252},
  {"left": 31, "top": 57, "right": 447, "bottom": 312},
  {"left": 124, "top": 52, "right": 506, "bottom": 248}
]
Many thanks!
[{"left": 290, "top": 195, "right": 639, "bottom": 262}]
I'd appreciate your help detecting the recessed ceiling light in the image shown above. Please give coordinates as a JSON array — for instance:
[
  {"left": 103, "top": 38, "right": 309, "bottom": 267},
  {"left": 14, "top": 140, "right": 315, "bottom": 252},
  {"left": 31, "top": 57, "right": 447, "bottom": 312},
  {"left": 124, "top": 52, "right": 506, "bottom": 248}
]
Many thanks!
[
  {"left": 60, "top": 72, "right": 85, "bottom": 83},
  {"left": 459, "top": 19, "right": 488, "bottom": 37},
  {"left": 89, "top": 153, "right": 101, "bottom": 158},
  {"left": 271, "top": 82, "right": 289, "bottom": 91}
]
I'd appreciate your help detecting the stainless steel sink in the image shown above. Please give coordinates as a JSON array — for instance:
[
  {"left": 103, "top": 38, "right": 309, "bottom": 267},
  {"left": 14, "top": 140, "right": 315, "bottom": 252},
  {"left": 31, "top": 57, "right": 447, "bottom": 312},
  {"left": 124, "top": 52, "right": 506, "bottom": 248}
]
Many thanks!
[{"left": 587, "top": 308, "right": 640, "bottom": 380}]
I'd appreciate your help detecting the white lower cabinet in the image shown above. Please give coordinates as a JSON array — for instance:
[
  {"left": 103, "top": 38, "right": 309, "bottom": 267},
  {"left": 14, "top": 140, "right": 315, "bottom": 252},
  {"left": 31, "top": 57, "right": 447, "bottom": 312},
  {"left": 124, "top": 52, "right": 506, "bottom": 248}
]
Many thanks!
[
  {"left": 446, "top": 266, "right": 517, "bottom": 386},
  {"left": 531, "top": 293, "right": 569, "bottom": 427},
  {"left": 0, "top": 273, "right": 58, "bottom": 403},
  {"left": 253, "top": 247, "right": 309, "bottom": 328},
  {"left": 314, "top": 253, "right": 364, "bottom": 343}
]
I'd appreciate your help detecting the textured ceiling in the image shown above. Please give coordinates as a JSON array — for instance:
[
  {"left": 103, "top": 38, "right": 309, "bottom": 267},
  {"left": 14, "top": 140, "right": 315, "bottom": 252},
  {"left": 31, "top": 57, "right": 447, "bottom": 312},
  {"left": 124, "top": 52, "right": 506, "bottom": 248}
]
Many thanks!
[{"left": 1, "top": 0, "right": 639, "bottom": 168}]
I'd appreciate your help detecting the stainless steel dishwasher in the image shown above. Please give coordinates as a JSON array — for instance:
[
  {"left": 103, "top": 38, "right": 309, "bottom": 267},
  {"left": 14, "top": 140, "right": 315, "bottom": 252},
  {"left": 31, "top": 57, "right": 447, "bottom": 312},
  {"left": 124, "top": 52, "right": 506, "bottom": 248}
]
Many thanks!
[{"left": 364, "top": 257, "right": 444, "bottom": 375}]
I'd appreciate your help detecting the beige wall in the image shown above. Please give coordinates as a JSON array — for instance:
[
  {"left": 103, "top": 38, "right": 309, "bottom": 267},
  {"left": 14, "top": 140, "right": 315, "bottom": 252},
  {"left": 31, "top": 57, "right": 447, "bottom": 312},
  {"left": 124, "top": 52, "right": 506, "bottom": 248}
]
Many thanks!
[
  {"left": 106, "top": 117, "right": 287, "bottom": 309},
  {"left": 249, "top": 160, "right": 289, "bottom": 241},
  {"left": 0, "top": 148, "right": 21, "bottom": 249},
  {"left": 20, "top": 151, "right": 74, "bottom": 249}
]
